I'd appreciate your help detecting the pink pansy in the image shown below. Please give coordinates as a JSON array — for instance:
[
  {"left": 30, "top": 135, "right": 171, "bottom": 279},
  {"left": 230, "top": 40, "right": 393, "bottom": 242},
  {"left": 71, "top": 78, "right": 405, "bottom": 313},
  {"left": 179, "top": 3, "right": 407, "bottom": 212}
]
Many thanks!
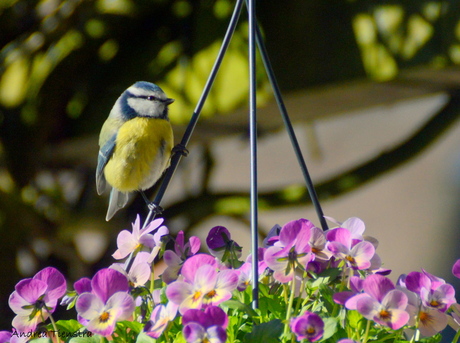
[
  {"left": 333, "top": 276, "right": 364, "bottom": 306},
  {"left": 398, "top": 274, "right": 449, "bottom": 336},
  {"left": 110, "top": 251, "right": 152, "bottom": 288},
  {"left": 309, "top": 226, "right": 332, "bottom": 261},
  {"left": 326, "top": 228, "right": 375, "bottom": 270},
  {"left": 146, "top": 302, "right": 179, "bottom": 338},
  {"left": 406, "top": 304, "right": 448, "bottom": 337},
  {"left": 448, "top": 303, "right": 460, "bottom": 331},
  {"left": 75, "top": 268, "right": 135, "bottom": 336},
  {"left": 162, "top": 231, "right": 201, "bottom": 284},
  {"left": 264, "top": 219, "right": 314, "bottom": 283},
  {"left": 236, "top": 262, "right": 252, "bottom": 291},
  {"left": 112, "top": 215, "right": 167, "bottom": 260},
  {"left": 180, "top": 254, "right": 218, "bottom": 283},
  {"left": 9, "top": 267, "right": 66, "bottom": 332},
  {"left": 325, "top": 216, "right": 365, "bottom": 240},
  {"left": 353, "top": 274, "right": 409, "bottom": 330},
  {"left": 149, "top": 224, "right": 170, "bottom": 262},
  {"left": 165, "top": 264, "right": 238, "bottom": 314}
]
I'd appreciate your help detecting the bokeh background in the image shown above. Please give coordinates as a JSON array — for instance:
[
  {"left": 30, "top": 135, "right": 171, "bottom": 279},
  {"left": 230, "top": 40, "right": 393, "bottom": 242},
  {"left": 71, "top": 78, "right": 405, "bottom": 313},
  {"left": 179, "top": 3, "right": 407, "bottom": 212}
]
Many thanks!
[{"left": 1, "top": 0, "right": 460, "bottom": 335}]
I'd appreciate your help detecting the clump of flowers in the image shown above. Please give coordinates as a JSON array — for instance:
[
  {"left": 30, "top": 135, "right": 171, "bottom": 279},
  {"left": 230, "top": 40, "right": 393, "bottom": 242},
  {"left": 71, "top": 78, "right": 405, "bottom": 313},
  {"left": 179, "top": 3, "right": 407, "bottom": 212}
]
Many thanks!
[{"left": 2, "top": 215, "right": 460, "bottom": 343}]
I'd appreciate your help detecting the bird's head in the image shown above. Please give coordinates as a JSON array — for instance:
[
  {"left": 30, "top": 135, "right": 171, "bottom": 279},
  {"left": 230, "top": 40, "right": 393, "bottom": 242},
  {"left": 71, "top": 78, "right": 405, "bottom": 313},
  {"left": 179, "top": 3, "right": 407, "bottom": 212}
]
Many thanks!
[{"left": 118, "top": 81, "right": 174, "bottom": 120}]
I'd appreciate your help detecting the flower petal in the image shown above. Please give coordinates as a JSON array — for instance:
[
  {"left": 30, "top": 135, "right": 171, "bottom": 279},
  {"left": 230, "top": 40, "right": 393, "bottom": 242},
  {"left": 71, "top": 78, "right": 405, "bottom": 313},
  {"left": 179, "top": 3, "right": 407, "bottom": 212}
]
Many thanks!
[
  {"left": 112, "top": 230, "right": 138, "bottom": 259},
  {"left": 166, "top": 281, "right": 193, "bottom": 306},
  {"left": 181, "top": 254, "right": 217, "bottom": 283},
  {"left": 76, "top": 293, "right": 103, "bottom": 320},
  {"left": 105, "top": 292, "right": 135, "bottom": 321},
  {"left": 183, "top": 322, "right": 206, "bottom": 343},
  {"left": 382, "top": 289, "right": 408, "bottom": 310},
  {"left": 14, "top": 279, "right": 47, "bottom": 305},
  {"left": 363, "top": 274, "right": 395, "bottom": 303},
  {"left": 34, "top": 267, "right": 67, "bottom": 302},
  {"left": 74, "top": 277, "right": 92, "bottom": 295},
  {"left": 91, "top": 269, "right": 129, "bottom": 303}
]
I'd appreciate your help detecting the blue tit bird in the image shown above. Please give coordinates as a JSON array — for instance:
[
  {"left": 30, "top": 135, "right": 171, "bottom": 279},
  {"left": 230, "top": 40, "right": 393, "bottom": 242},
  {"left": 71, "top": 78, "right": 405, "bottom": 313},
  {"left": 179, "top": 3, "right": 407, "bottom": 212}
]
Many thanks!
[{"left": 96, "top": 81, "right": 175, "bottom": 221}]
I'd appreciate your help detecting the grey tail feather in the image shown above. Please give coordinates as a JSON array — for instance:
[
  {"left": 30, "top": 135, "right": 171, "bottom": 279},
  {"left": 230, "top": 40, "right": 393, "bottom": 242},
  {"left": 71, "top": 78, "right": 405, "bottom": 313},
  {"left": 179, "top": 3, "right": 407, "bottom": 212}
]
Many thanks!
[{"left": 106, "top": 188, "right": 129, "bottom": 221}]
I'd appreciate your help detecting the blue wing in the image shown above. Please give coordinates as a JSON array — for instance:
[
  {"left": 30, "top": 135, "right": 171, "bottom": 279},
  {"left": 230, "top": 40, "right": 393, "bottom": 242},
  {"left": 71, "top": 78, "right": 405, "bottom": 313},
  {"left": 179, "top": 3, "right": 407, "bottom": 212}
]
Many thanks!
[{"left": 96, "top": 134, "right": 117, "bottom": 195}]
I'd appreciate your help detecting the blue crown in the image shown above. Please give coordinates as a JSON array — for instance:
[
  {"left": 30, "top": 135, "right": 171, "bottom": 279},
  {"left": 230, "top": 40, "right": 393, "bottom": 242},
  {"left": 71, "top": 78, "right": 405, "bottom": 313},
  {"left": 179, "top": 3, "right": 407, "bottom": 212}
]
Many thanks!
[{"left": 133, "top": 81, "right": 163, "bottom": 93}]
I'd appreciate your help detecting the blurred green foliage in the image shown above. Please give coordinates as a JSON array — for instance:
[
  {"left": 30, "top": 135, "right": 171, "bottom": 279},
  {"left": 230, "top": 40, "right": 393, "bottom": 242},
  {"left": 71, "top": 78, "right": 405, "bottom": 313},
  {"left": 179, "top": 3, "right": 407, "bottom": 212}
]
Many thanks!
[{"left": 0, "top": 0, "right": 459, "bottom": 329}]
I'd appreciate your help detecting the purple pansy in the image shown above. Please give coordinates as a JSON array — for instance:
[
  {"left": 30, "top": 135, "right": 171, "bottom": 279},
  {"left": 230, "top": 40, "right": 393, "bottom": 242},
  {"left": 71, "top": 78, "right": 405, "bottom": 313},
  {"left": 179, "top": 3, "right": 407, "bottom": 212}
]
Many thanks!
[
  {"left": 264, "top": 219, "right": 314, "bottom": 283},
  {"left": 182, "top": 306, "right": 228, "bottom": 343},
  {"left": 290, "top": 311, "right": 324, "bottom": 342},
  {"left": 263, "top": 224, "right": 282, "bottom": 247},
  {"left": 405, "top": 270, "right": 456, "bottom": 312},
  {"left": 326, "top": 227, "right": 375, "bottom": 270},
  {"left": 206, "top": 226, "right": 242, "bottom": 266},
  {"left": 352, "top": 274, "right": 409, "bottom": 330},
  {"left": 75, "top": 268, "right": 135, "bottom": 336},
  {"left": 453, "top": 259, "right": 460, "bottom": 279},
  {"left": 9, "top": 267, "right": 67, "bottom": 332}
]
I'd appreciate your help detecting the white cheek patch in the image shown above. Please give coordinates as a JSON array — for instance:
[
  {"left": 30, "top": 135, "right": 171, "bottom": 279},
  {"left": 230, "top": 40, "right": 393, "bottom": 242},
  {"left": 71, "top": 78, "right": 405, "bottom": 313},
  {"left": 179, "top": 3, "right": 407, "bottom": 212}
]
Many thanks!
[{"left": 128, "top": 98, "right": 164, "bottom": 117}]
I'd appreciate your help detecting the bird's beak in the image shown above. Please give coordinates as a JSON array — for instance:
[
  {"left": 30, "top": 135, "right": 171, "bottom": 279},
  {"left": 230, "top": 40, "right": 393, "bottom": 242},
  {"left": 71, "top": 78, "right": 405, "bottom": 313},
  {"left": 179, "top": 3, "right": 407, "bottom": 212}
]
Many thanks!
[{"left": 165, "top": 98, "right": 175, "bottom": 105}]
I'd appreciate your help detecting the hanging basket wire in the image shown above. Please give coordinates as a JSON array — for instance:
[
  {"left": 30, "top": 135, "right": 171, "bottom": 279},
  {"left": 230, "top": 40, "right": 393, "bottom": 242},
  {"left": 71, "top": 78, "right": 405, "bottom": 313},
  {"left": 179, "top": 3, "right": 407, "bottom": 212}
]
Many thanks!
[{"left": 141, "top": 0, "right": 328, "bottom": 308}]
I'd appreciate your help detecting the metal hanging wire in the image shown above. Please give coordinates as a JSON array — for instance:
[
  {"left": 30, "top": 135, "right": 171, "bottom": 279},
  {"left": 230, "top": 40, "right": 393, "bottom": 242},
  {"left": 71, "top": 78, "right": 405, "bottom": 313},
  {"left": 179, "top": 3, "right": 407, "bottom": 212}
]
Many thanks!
[{"left": 141, "top": 0, "right": 329, "bottom": 307}]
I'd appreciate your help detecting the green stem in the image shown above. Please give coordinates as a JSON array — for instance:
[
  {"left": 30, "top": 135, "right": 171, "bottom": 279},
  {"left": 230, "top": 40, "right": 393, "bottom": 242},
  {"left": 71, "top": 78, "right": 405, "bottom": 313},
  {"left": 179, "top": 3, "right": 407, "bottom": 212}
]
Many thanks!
[
  {"left": 453, "top": 329, "right": 460, "bottom": 343},
  {"left": 362, "top": 319, "right": 371, "bottom": 343},
  {"left": 283, "top": 272, "right": 297, "bottom": 339},
  {"left": 294, "top": 269, "right": 308, "bottom": 314}
]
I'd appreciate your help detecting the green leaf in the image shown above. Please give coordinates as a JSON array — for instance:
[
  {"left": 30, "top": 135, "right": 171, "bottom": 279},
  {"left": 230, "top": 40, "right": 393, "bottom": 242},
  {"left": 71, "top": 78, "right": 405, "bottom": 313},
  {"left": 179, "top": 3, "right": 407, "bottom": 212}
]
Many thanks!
[
  {"left": 347, "top": 310, "right": 365, "bottom": 330},
  {"left": 118, "top": 320, "right": 143, "bottom": 334},
  {"left": 243, "top": 319, "right": 283, "bottom": 343},
  {"left": 321, "top": 317, "right": 338, "bottom": 341},
  {"left": 69, "top": 333, "right": 106, "bottom": 343},
  {"left": 136, "top": 332, "right": 156, "bottom": 343},
  {"left": 221, "top": 299, "right": 258, "bottom": 317},
  {"left": 310, "top": 268, "right": 341, "bottom": 289},
  {"left": 55, "top": 319, "right": 83, "bottom": 334}
]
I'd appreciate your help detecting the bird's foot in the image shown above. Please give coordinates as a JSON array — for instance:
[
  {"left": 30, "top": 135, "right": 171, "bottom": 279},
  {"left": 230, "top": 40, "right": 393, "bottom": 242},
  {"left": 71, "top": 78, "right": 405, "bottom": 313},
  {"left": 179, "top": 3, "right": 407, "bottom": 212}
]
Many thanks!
[
  {"left": 147, "top": 202, "right": 163, "bottom": 215},
  {"left": 172, "top": 143, "right": 189, "bottom": 157}
]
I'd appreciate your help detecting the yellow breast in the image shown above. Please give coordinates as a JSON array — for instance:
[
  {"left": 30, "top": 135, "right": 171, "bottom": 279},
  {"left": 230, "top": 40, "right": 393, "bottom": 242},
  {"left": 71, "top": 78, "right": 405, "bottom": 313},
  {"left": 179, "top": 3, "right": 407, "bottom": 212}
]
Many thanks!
[{"left": 104, "top": 117, "right": 173, "bottom": 192}]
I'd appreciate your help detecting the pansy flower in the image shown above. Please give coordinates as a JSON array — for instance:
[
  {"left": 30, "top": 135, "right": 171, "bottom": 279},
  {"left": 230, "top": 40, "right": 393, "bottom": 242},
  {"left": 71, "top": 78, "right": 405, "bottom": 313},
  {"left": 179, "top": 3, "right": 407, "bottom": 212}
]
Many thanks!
[
  {"left": 264, "top": 219, "right": 314, "bottom": 283},
  {"left": 9, "top": 267, "right": 67, "bottom": 332},
  {"left": 326, "top": 227, "right": 375, "bottom": 270},
  {"left": 145, "top": 302, "right": 178, "bottom": 338},
  {"left": 290, "top": 312, "right": 324, "bottom": 342},
  {"left": 166, "top": 263, "right": 238, "bottom": 314},
  {"left": 351, "top": 274, "right": 409, "bottom": 330},
  {"left": 206, "top": 226, "right": 242, "bottom": 267},
  {"left": 76, "top": 268, "right": 135, "bottom": 336},
  {"left": 112, "top": 215, "right": 168, "bottom": 260},
  {"left": 182, "top": 306, "right": 228, "bottom": 343},
  {"left": 405, "top": 270, "right": 456, "bottom": 312},
  {"left": 162, "top": 231, "right": 201, "bottom": 284}
]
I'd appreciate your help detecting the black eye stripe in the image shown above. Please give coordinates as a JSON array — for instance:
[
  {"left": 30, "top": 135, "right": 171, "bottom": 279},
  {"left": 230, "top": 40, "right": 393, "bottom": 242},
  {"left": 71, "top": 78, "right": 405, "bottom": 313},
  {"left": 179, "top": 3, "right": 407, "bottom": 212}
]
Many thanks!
[{"left": 137, "top": 95, "right": 157, "bottom": 101}]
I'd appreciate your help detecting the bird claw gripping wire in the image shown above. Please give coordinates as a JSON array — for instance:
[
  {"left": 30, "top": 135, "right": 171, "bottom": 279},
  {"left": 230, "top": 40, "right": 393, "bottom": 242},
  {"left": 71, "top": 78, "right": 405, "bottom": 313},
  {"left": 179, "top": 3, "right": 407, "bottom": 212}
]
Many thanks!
[
  {"left": 172, "top": 143, "right": 189, "bottom": 157},
  {"left": 147, "top": 202, "right": 164, "bottom": 216}
]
